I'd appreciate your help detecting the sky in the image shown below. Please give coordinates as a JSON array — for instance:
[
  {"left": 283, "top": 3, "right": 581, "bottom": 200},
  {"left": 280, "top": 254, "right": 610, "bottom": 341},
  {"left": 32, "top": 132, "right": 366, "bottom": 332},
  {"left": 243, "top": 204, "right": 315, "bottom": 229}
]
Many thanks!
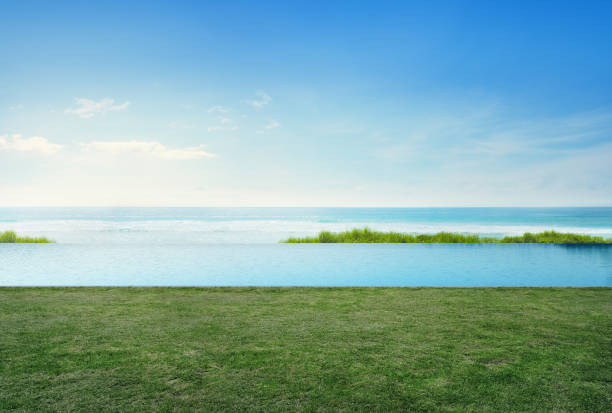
[{"left": 1, "top": 0, "right": 611, "bottom": 207}]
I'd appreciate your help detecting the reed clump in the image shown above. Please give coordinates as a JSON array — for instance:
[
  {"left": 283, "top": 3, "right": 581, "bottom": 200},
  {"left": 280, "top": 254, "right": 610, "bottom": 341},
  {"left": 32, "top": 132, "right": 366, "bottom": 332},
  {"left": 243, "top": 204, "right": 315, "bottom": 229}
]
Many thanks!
[
  {"left": 282, "top": 228, "right": 612, "bottom": 244},
  {"left": 0, "top": 230, "right": 54, "bottom": 243}
]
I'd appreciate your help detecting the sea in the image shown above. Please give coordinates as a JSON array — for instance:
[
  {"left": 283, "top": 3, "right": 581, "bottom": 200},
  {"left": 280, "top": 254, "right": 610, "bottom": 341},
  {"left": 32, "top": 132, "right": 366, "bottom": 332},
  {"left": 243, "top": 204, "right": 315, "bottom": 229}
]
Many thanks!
[{"left": 1, "top": 207, "right": 611, "bottom": 286}]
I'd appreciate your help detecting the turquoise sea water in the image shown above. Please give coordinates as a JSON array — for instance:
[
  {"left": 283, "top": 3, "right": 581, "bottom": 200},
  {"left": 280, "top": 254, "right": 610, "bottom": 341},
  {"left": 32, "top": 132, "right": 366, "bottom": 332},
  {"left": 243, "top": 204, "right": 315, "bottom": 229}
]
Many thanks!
[{"left": 1, "top": 207, "right": 611, "bottom": 286}]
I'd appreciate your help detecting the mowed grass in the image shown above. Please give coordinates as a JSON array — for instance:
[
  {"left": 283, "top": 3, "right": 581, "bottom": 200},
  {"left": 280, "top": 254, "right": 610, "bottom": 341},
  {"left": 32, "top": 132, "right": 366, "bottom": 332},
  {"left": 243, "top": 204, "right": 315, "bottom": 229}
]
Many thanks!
[
  {"left": 283, "top": 228, "right": 612, "bottom": 244},
  {"left": 0, "top": 230, "right": 53, "bottom": 243},
  {"left": 0, "top": 288, "right": 610, "bottom": 412}
]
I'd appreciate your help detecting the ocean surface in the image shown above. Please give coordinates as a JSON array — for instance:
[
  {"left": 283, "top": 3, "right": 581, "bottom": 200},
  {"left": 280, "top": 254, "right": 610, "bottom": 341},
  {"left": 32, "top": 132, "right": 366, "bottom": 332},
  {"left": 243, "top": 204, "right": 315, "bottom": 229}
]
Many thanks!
[{"left": 1, "top": 207, "right": 611, "bottom": 286}]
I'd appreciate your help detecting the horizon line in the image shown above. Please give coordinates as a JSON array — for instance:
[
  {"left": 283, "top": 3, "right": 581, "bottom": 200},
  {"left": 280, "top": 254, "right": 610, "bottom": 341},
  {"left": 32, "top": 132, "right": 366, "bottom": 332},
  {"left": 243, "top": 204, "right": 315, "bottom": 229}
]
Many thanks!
[{"left": 0, "top": 205, "right": 610, "bottom": 209}]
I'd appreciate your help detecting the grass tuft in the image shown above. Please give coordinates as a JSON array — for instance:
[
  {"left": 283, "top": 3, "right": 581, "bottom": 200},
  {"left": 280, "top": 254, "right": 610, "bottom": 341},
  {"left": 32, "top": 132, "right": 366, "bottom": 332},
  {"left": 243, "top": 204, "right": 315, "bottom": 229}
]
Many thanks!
[
  {"left": 283, "top": 228, "right": 612, "bottom": 244},
  {"left": 0, "top": 230, "right": 54, "bottom": 243}
]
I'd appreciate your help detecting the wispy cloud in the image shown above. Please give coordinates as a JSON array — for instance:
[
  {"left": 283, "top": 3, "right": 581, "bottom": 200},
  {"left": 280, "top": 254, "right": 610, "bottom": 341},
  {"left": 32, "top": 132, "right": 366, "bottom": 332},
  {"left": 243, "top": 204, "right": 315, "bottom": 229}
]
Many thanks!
[
  {"left": 9, "top": 104, "right": 24, "bottom": 111},
  {"left": 466, "top": 139, "right": 530, "bottom": 156},
  {"left": 0, "top": 134, "right": 62, "bottom": 154},
  {"left": 256, "top": 120, "right": 281, "bottom": 134},
  {"left": 207, "top": 116, "right": 238, "bottom": 133},
  {"left": 245, "top": 91, "right": 271, "bottom": 109},
  {"left": 65, "top": 98, "right": 130, "bottom": 118},
  {"left": 81, "top": 140, "right": 215, "bottom": 160},
  {"left": 265, "top": 120, "right": 280, "bottom": 129},
  {"left": 461, "top": 110, "right": 612, "bottom": 157},
  {"left": 563, "top": 109, "right": 612, "bottom": 128},
  {"left": 374, "top": 106, "right": 612, "bottom": 163},
  {"left": 207, "top": 105, "right": 230, "bottom": 114}
]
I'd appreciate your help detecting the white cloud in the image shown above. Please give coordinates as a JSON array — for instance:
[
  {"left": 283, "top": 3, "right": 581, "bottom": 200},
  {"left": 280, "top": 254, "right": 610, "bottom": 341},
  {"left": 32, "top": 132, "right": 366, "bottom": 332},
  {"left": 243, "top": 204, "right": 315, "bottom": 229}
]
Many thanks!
[
  {"left": 208, "top": 106, "right": 230, "bottom": 114},
  {"left": 64, "top": 98, "right": 130, "bottom": 118},
  {"left": 219, "top": 117, "right": 232, "bottom": 124},
  {"left": 265, "top": 120, "right": 280, "bottom": 129},
  {"left": 81, "top": 140, "right": 215, "bottom": 160},
  {"left": 0, "top": 134, "right": 62, "bottom": 154},
  {"left": 9, "top": 104, "right": 24, "bottom": 111},
  {"left": 245, "top": 91, "right": 271, "bottom": 109}
]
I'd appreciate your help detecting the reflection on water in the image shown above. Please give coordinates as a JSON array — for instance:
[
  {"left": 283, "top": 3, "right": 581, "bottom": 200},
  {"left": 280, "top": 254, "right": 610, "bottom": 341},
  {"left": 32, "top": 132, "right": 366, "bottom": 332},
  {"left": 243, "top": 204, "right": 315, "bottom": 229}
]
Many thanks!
[{"left": 558, "top": 245, "right": 612, "bottom": 284}]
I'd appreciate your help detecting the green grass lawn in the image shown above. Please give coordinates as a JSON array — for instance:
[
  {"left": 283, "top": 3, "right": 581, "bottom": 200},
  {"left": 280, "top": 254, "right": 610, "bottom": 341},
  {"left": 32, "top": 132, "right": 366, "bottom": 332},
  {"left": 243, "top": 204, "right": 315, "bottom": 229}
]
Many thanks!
[{"left": 1, "top": 288, "right": 610, "bottom": 412}]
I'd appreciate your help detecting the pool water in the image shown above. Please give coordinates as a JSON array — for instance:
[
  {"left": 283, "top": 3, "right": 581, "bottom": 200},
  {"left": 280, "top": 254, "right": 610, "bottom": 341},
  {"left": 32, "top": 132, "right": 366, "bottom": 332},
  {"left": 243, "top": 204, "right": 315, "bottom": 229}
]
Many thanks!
[{"left": 1, "top": 207, "right": 611, "bottom": 286}]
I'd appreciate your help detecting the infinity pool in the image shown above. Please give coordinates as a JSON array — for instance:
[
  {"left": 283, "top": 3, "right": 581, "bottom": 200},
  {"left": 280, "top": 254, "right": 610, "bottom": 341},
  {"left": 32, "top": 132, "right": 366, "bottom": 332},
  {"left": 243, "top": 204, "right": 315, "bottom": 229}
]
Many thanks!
[{"left": 1, "top": 243, "right": 610, "bottom": 286}]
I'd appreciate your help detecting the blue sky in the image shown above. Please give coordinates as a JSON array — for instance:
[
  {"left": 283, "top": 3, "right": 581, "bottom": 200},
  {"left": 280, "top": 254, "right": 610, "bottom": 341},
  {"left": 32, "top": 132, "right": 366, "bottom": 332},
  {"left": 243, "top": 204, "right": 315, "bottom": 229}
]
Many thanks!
[{"left": 1, "top": 0, "right": 611, "bottom": 206}]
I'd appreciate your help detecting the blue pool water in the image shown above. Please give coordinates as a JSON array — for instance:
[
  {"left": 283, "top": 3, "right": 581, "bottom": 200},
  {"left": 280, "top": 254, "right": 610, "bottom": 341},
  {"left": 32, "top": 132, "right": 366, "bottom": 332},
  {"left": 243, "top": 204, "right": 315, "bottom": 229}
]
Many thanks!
[{"left": 1, "top": 207, "right": 611, "bottom": 286}]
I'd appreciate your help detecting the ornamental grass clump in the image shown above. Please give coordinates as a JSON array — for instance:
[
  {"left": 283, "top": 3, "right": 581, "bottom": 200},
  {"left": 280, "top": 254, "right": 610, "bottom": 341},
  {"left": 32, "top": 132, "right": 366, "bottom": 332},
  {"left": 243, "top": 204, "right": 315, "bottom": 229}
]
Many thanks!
[
  {"left": 283, "top": 228, "right": 612, "bottom": 244},
  {"left": 0, "top": 230, "right": 54, "bottom": 243}
]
